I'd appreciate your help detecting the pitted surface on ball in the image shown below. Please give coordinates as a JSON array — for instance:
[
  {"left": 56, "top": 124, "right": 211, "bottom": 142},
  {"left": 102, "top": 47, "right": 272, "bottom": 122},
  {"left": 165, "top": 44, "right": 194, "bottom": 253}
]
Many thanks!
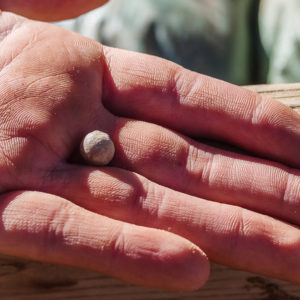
[{"left": 80, "top": 130, "right": 115, "bottom": 166}]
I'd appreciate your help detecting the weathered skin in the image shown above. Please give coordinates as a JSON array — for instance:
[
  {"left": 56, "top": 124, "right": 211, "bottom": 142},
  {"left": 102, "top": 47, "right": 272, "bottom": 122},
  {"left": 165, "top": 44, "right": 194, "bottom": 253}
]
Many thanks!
[{"left": 0, "top": 7, "right": 300, "bottom": 291}]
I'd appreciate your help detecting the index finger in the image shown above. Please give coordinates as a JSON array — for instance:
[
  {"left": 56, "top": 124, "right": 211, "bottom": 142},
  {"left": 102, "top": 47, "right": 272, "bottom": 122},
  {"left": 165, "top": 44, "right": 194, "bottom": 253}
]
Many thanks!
[{"left": 102, "top": 47, "right": 300, "bottom": 168}]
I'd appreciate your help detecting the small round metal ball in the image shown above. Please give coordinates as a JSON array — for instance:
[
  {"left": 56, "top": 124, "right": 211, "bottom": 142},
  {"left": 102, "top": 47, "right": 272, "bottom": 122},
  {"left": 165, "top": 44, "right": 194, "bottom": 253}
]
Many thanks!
[{"left": 80, "top": 130, "right": 115, "bottom": 166}]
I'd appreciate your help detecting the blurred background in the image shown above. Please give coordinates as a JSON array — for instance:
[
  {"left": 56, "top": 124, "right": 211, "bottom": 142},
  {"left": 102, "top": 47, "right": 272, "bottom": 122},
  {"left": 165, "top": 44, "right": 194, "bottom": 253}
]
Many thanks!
[{"left": 55, "top": 0, "right": 300, "bottom": 86}]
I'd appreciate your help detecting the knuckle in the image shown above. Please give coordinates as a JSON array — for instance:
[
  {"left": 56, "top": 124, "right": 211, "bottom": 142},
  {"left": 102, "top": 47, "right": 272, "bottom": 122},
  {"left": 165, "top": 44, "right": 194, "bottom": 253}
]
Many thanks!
[{"left": 251, "top": 94, "right": 296, "bottom": 128}]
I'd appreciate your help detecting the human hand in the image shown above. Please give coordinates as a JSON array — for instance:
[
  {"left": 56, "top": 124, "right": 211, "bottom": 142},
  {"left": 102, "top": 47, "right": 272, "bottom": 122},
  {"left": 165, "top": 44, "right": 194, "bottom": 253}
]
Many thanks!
[{"left": 1, "top": 12, "right": 300, "bottom": 291}]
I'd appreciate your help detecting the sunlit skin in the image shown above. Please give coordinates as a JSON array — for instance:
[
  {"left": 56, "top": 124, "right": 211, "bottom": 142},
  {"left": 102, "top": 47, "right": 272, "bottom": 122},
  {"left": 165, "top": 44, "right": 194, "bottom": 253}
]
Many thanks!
[{"left": 0, "top": 2, "right": 300, "bottom": 291}]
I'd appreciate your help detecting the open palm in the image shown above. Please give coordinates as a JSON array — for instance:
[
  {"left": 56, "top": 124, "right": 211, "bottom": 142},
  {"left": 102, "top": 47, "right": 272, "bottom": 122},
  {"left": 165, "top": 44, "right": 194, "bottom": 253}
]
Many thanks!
[{"left": 1, "top": 12, "right": 300, "bottom": 291}]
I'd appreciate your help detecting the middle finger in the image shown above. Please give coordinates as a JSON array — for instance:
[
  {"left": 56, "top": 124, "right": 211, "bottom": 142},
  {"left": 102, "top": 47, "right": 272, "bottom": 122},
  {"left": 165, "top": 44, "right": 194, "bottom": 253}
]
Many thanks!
[{"left": 112, "top": 118, "right": 300, "bottom": 225}]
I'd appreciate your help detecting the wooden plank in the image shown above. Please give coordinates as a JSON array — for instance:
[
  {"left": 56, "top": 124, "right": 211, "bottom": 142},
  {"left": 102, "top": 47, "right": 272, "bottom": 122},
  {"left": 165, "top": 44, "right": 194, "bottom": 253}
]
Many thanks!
[
  {"left": 1, "top": 83, "right": 300, "bottom": 299},
  {"left": 246, "top": 83, "right": 300, "bottom": 114}
]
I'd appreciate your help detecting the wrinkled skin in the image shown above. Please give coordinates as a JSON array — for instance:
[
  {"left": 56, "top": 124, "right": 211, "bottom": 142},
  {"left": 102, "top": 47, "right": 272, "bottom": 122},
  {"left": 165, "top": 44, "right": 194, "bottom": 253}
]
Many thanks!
[{"left": 1, "top": 8, "right": 300, "bottom": 292}]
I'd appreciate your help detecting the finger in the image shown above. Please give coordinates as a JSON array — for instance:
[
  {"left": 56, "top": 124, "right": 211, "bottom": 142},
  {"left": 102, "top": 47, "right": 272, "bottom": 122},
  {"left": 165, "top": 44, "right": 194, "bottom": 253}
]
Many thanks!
[
  {"left": 110, "top": 118, "right": 300, "bottom": 226},
  {"left": 44, "top": 165, "right": 300, "bottom": 284},
  {"left": 102, "top": 46, "right": 300, "bottom": 168},
  {"left": 0, "top": 0, "right": 109, "bottom": 21},
  {"left": 0, "top": 190, "right": 209, "bottom": 291}
]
